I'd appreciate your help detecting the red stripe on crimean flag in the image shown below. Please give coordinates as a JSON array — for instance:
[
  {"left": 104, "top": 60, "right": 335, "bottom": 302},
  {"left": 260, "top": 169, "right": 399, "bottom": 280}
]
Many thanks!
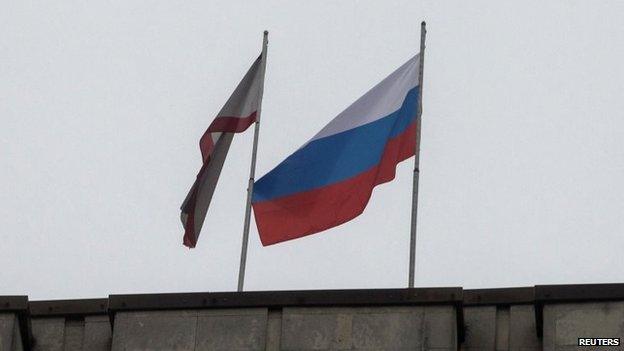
[
  {"left": 199, "top": 132, "right": 216, "bottom": 163},
  {"left": 208, "top": 112, "right": 257, "bottom": 133}
]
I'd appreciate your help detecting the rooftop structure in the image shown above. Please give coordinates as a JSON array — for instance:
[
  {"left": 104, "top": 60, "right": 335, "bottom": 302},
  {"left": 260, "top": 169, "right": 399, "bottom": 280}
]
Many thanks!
[{"left": 2, "top": 283, "right": 624, "bottom": 350}]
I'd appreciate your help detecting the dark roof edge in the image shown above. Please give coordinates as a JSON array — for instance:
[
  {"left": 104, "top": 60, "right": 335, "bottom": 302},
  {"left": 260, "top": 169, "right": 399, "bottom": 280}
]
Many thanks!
[
  {"left": 9, "top": 284, "right": 624, "bottom": 314},
  {"left": 108, "top": 288, "right": 463, "bottom": 312},
  {"left": 6, "top": 283, "right": 624, "bottom": 316},
  {"left": 535, "top": 283, "right": 624, "bottom": 303},
  {"left": 0, "top": 295, "right": 28, "bottom": 311},
  {"left": 463, "top": 287, "right": 535, "bottom": 306},
  {"left": 29, "top": 298, "right": 108, "bottom": 318},
  {"left": 0, "top": 296, "right": 31, "bottom": 351},
  {"left": 462, "top": 283, "right": 624, "bottom": 306}
]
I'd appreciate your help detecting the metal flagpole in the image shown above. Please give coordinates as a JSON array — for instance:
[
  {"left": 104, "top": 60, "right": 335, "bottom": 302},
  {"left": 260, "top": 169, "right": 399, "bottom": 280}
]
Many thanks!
[
  {"left": 409, "top": 22, "right": 426, "bottom": 288},
  {"left": 238, "top": 31, "right": 268, "bottom": 292}
]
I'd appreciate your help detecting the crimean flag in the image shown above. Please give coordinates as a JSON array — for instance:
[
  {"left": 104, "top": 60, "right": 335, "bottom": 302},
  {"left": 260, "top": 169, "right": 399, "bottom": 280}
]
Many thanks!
[
  {"left": 252, "top": 54, "right": 420, "bottom": 245},
  {"left": 181, "top": 54, "right": 266, "bottom": 248}
]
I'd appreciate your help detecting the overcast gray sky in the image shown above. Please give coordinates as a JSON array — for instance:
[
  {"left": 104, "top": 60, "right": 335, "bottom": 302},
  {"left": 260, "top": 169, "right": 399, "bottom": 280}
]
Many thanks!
[{"left": 2, "top": 1, "right": 624, "bottom": 300}]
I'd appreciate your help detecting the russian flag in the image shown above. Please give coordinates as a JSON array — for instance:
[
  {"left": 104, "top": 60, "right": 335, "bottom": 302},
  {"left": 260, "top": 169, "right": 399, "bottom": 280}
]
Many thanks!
[{"left": 252, "top": 54, "right": 421, "bottom": 245}]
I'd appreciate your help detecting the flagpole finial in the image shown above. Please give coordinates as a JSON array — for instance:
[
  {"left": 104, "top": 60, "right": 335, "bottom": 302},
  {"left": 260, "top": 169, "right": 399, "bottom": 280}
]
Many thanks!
[
  {"left": 421, "top": 21, "right": 426, "bottom": 26},
  {"left": 264, "top": 30, "right": 269, "bottom": 35}
]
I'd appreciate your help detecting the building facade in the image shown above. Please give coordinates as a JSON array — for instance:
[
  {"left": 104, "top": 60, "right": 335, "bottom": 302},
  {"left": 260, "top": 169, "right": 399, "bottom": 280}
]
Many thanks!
[{"left": 1, "top": 284, "right": 623, "bottom": 350}]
